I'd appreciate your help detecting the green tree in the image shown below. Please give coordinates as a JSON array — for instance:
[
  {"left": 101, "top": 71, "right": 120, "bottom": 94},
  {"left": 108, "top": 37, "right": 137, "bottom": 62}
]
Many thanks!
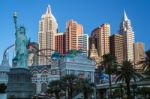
[
  {"left": 101, "top": 53, "right": 117, "bottom": 98},
  {"left": 47, "top": 80, "right": 62, "bottom": 99},
  {"left": 142, "top": 50, "right": 150, "bottom": 75},
  {"left": 77, "top": 78, "right": 95, "bottom": 99},
  {"left": 137, "top": 87, "right": 150, "bottom": 98},
  {"left": 0, "top": 83, "right": 7, "bottom": 93},
  {"left": 62, "top": 74, "right": 78, "bottom": 99},
  {"left": 116, "top": 61, "right": 143, "bottom": 99},
  {"left": 68, "top": 49, "right": 77, "bottom": 55}
]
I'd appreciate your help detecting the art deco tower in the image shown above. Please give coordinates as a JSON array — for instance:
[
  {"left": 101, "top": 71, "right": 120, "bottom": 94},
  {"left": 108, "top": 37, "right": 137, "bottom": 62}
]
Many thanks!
[
  {"left": 38, "top": 5, "right": 58, "bottom": 65},
  {"left": 119, "top": 11, "right": 135, "bottom": 62}
]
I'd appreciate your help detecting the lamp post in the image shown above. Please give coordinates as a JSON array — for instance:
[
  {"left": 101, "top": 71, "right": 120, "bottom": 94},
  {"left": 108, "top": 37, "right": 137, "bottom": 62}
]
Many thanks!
[
  {"left": 119, "top": 83, "right": 124, "bottom": 99},
  {"left": 93, "top": 86, "right": 97, "bottom": 99},
  {"left": 132, "top": 83, "right": 137, "bottom": 99}
]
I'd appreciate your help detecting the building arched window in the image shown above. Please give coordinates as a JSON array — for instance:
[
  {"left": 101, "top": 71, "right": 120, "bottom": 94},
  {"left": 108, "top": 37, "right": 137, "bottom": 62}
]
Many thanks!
[
  {"left": 32, "top": 70, "right": 38, "bottom": 78},
  {"left": 41, "top": 83, "right": 47, "bottom": 93},
  {"left": 32, "top": 83, "right": 36, "bottom": 95},
  {"left": 41, "top": 70, "right": 48, "bottom": 78}
]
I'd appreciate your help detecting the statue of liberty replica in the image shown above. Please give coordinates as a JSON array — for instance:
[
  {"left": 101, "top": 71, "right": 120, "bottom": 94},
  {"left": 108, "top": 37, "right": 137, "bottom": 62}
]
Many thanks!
[
  {"left": 7, "top": 12, "right": 33, "bottom": 99},
  {"left": 13, "top": 12, "right": 29, "bottom": 68}
]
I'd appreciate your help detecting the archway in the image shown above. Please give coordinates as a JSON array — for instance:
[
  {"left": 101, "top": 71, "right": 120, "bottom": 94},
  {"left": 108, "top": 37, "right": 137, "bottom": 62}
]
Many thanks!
[
  {"left": 41, "top": 83, "right": 47, "bottom": 93},
  {"left": 32, "top": 83, "right": 36, "bottom": 95}
]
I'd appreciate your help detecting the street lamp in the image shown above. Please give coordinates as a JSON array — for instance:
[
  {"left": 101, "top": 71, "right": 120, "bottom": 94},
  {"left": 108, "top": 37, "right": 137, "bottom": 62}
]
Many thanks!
[{"left": 132, "top": 83, "right": 137, "bottom": 99}]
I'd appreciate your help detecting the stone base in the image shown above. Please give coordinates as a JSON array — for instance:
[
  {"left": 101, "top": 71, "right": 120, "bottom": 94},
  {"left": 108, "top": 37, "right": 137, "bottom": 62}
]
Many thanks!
[{"left": 7, "top": 68, "right": 33, "bottom": 99}]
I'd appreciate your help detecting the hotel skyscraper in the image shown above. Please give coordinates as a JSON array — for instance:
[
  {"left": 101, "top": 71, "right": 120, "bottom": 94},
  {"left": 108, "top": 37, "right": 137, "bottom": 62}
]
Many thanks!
[
  {"left": 90, "top": 23, "right": 110, "bottom": 61},
  {"left": 110, "top": 34, "right": 124, "bottom": 64},
  {"left": 55, "top": 32, "right": 66, "bottom": 55},
  {"left": 119, "top": 11, "right": 135, "bottom": 62},
  {"left": 38, "top": 5, "right": 58, "bottom": 65},
  {"left": 65, "top": 20, "right": 83, "bottom": 53},
  {"left": 78, "top": 34, "right": 89, "bottom": 56}
]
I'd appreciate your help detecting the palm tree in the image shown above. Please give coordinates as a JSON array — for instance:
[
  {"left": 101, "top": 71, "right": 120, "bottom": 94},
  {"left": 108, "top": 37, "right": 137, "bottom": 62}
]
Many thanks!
[
  {"left": 101, "top": 53, "right": 117, "bottom": 98},
  {"left": 0, "top": 83, "right": 7, "bottom": 93},
  {"left": 77, "top": 78, "right": 95, "bottom": 99},
  {"left": 47, "top": 80, "right": 62, "bottom": 99},
  {"left": 62, "top": 74, "right": 78, "bottom": 99},
  {"left": 137, "top": 87, "right": 150, "bottom": 98},
  {"left": 116, "top": 61, "right": 143, "bottom": 99}
]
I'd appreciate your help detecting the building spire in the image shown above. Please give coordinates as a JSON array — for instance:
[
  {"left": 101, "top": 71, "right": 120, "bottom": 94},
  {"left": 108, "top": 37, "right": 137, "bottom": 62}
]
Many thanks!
[
  {"left": 123, "top": 10, "right": 128, "bottom": 21},
  {"left": 46, "top": 4, "right": 51, "bottom": 14}
]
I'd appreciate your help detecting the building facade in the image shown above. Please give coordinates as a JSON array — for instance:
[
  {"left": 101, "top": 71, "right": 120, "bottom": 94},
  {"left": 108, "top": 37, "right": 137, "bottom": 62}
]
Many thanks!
[
  {"left": 65, "top": 20, "right": 83, "bottom": 53},
  {"left": 0, "top": 54, "right": 10, "bottom": 84},
  {"left": 28, "top": 42, "right": 39, "bottom": 66},
  {"left": 119, "top": 11, "right": 135, "bottom": 62},
  {"left": 110, "top": 34, "right": 124, "bottom": 64},
  {"left": 30, "top": 65, "right": 60, "bottom": 95},
  {"left": 38, "top": 5, "right": 58, "bottom": 65},
  {"left": 55, "top": 32, "right": 66, "bottom": 55},
  {"left": 78, "top": 34, "right": 89, "bottom": 56},
  {"left": 60, "top": 53, "right": 96, "bottom": 82},
  {"left": 90, "top": 23, "right": 110, "bottom": 61},
  {"left": 134, "top": 42, "right": 145, "bottom": 70},
  {"left": 89, "top": 43, "right": 100, "bottom": 66}
]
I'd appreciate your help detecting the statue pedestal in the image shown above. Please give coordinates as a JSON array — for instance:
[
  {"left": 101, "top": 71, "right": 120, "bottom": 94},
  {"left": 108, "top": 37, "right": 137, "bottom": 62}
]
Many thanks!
[{"left": 7, "top": 68, "right": 33, "bottom": 99}]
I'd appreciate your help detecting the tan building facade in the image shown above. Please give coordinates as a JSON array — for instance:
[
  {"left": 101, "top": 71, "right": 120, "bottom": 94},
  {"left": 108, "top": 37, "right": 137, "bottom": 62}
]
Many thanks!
[
  {"left": 89, "top": 43, "right": 100, "bottom": 66},
  {"left": 90, "top": 23, "right": 110, "bottom": 61},
  {"left": 134, "top": 42, "right": 145, "bottom": 70},
  {"left": 38, "top": 5, "right": 58, "bottom": 65},
  {"left": 110, "top": 34, "right": 124, "bottom": 64},
  {"left": 65, "top": 20, "right": 83, "bottom": 53}
]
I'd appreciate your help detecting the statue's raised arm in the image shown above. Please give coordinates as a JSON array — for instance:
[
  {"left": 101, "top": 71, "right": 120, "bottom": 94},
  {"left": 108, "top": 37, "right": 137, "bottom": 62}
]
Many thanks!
[{"left": 13, "top": 12, "right": 29, "bottom": 68}]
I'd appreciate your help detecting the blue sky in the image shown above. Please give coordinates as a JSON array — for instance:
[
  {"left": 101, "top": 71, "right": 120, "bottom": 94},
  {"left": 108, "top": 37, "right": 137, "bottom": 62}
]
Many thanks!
[{"left": 0, "top": 0, "right": 150, "bottom": 63}]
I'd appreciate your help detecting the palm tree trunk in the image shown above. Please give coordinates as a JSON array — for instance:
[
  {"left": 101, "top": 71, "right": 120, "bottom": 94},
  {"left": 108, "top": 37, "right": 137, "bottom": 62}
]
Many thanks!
[
  {"left": 68, "top": 88, "right": 73, "bottom": 99},
  {"left": 126, "top": 80, "right": 131, "bottom": 99},
  {"left": 55, "top": 92, "right": 60, "bottom": 99},
  {"left": 108, "top": 74, "right": 112, "bottom": 98},
  {"left": 84, "top": 92, "right": 88, "bottom": 99}
]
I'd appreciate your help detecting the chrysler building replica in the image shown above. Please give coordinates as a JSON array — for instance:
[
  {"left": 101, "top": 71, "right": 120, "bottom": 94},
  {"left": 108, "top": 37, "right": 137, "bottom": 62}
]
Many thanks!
[
  {"left": 38, "top": 5, "right": 58, "bottom": 65},
  {"left": 119, "top": 11, "right": 135, "bottom": 62}
]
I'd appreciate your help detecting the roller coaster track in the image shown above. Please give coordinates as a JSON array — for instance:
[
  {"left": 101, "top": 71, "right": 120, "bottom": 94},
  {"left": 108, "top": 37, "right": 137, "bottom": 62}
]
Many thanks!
[
  {"left": 3, "top": 43, "right": 56, "bottom": 64},
  {"left": 3, "top": 44, "right": 15, "bottom": 58},
  {"left": 28, "top": 43, "right": 56, "bottom": 63}
]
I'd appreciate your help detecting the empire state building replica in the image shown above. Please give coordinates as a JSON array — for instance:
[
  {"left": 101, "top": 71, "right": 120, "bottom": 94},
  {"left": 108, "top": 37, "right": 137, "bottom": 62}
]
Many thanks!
[{"left": 119, "top": 11, "right": 135, "bottom": 62}]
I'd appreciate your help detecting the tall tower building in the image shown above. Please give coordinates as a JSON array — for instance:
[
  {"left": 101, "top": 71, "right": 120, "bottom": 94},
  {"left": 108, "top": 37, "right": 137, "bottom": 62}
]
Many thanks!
[
  {"left": 55, "top": 32, "right": 66, "bottom": 55},
  {"left": 65, "top": 20, "right": 83, "bottom": 53},
  {"left": 119, "top": 11, "right": 135, "bottom": 62},
  {"left": 134, "top": 42, "right": 145, "bottom": 70},
  {"left": 110, "top": 34, "right": 124, "bottom": 64},
  {"left": 78, "top": 34, "right": 89, "bottom": 56},
  {"left": 38, "top": 5, "right": 58, "bottom": 65},
  {"left": 90, "top": 23, "right": 110, "bottom": 61}
]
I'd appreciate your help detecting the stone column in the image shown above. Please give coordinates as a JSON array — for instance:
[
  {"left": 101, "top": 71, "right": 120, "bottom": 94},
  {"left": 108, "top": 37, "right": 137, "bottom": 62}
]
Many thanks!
[{"left": 36, "top": 82, "right": 41, "bottom": 94}]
